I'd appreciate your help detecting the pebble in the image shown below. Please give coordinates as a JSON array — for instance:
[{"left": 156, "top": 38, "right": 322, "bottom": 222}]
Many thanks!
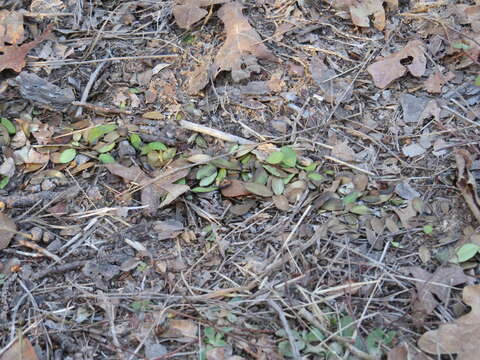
[{"left": 30, "top": 227, "right": 43, "bottom": 241}]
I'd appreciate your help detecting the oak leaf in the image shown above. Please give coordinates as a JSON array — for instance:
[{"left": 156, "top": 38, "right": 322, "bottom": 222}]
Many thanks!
[
  {"left": 173, "top": 0, "right": 228, "bottom": 29},
  {"left": 366, "top": 40, "right": 426, "bottom": 88},
  {"left": 418, "top": 285, "right": 480, "bottom": 360},
  {"left": 331, "top": 0, "right": 398, "bottom": 31},
  {"left": 211, "top": 2, "right": 277, "bottom": 82}
]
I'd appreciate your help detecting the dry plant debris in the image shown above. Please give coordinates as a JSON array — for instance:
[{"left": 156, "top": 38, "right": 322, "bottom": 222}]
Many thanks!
[
  {"left": 418, "top": 285, "right": 480, "bottom": 360},
  {"left": 2, "top": 0, "right": 480, "bottom": 359}
]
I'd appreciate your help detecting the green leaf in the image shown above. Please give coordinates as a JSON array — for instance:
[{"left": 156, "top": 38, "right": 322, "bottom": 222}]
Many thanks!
[
  {"left": 129, "top": 133, "right": 142, "bottom": 150},
  {"left": 59, "top": 149, "right": 76, "bottom": 163},
  {"left": 0, "top": 176, "right": 9, "bottom": 189},
  {"left": 278, "top": 341, "right": 293, "bottom": 357},
  {"left": 192, "top": 186, "right": 218, "bottom": 193},
  {"left": 210, "top": 158, "right": 241, "bottom": 170},
  {"left": 99, "top": 153, "right": 116, "bottom": 163},
  {"left": 271, "top": 177, "right": 285, "bottom": 196},
  {"left": 455, "top": 243, "right": 480, "bottom": 263},
  {"left": 350, "top": 205, "right": 371, "bottom": 215},
  {"left": 307, "top": 173, "right": 324, "bottom": 182},
  {"left": 339, "top": 316, "right": 355, "bottom": 338},
  {"left": 266, "top": 151, "right": 284, "bottom": 164},
  {"left": 423, "top": 225, "right": 433, "bottom": 235},
  {"left": 196, "top": 164, "right": 217, "bottom": 180},
  {"left": 343, "top": 191, "right": 362, "bottom": 204},
  {"left": 281, "top": 146, "right": 297, "bottom": 168},
  {"left": 0, "top": 118, "right": 16, "bottom": 135},
  {"left": 283, "top": 173, "right": 296, "bottom": 184},
  {"left": 263, "top": 165, "right": 288, "bottom": 177},
  {"left": 452, "top": 42, "right": 470, "bottom": 50},
  {"left": 303, "top": 162, "right": 317, "bottom": 172},
  {"left": 306, "top": 328, "right": 325, "bottom": 342},
  {"left": 199, "top": 171, "right": 217, "bottom": 187},
  {"left": 141, "top": 141, "right": 167, "bottom": 154},
  {"left": 87, "top": 124, "right": 117, "bottom": 144},
  {"left": 216, "top": 168, "right": 227, "bottom": 184},
  {"left": 244, "top": 182, "right": 273, "bottom": 197},
  {"left": 475, "top": 75, "right": 480, "bottom": 87},
  {"left": 97, "top": 142, "right": 116, "bottom": 153},
  {"left": 204, "top": 327, "right": 216, "bottom": 341}
]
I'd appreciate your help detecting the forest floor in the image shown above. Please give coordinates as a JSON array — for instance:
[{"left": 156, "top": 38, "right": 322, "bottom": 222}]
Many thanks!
[{"left": 1, "top": 1, "right": 480, "bottom": 359}]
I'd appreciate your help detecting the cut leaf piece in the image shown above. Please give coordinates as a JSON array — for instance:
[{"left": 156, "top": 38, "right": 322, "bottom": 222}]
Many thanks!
[
  {"left": 199, "top": 171, "right": 217, "bottom": 187},
  {"left": 99, "top": 153, "right": 116, "bottom": 164},
  {"left": 281, "top": 146, "right": 297, "bottom": 167},
  {"left": 192, "top": 186, "right": 218, "bottom": 193},
  {"left": 0, "top": 118, "right": 16, "bottom": 134},
  {"left": 263, "top": 164, "right": 288, "bottom": 178},
  {"left": 87, "top": 124, "right": 118, "bottom": 144},
  {"left": 244, "top": 182, "right": 273, "bottom": 197},
  {"left": 129, "top": 133, "right": 142, "bottom": 150},
  {"left": 97, "top": 142, "right": 116, "bottom": 153},
  {"left": 59, "top": 148, "right": 76, "bottom": 163},
  {"left": 454, "top": 243, "right": 480, "bottom": 263},
  {"left": 196, "top": 164, "right": 217, "bottom": 180},
  {"left": 271, "top": 177, "right": 285, "bottom": 195}
]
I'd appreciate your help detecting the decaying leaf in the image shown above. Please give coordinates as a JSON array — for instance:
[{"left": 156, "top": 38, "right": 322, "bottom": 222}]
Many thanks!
[
  {"left": 408, "top": 266, "right": 469, "bottom": 316},
  {"left": 455, "top": 150, "right": 480, "bottom": 224},
  {"left": 418, "top": 285, "right": 480, "bottom": 360},
  {"left": 0, "top": 24, "right": 52, "bottom": 73},
  {"left": 0, "top": 212, "right": 16, "bottom": 250},
  {"left": 220, "top": 179, "right": 250, "bottom": 198},
  {"left": 0, "top": 10, "right": 24, "bottom": 45},
  {"left": 173, "top": 0, "right": 227, "bottom": 29},
  {"left": 366, "top": 40, "right": 426, "bottom": 88},
  {"left": 105, "top": 159, "right": 190, "bottom": 213},
  {"left": 424, "top": 70, "right": 455, "bottom": 94},
  {"left": 0, "top": 336, "right": 39, "bottom": 360},
  {"left": 331, "top": 0, "right": 398, "bottom": 30},
  {"left": 211, "top": 2, "right": 277, "bottom": 82},
  {"left": 158, "top": 319, "right": 197, "bottom": 339},
  {"left": 387, "top": 343, "right": 430, "bottom": 360}
]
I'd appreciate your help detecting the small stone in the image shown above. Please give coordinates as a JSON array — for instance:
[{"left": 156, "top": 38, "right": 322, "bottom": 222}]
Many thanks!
[
  {"left": 30, "top": 227, "right": 43, "bottom": 242},
  {"left": 118, "top": 140, "right": 136, "bottom": 158},
  {"left": 42, "top": 231, "right": 53, "bottom": 243},
  {"left": 41, "top": 179, "right": 56, "bottom": 191}
]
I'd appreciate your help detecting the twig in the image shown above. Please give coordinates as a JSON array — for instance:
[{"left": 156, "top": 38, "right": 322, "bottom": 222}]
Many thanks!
[
  {"left": 323, "top": 155, "right": 375, "bottom": 176},
  {"left": 180, "top": 120, "right": 256, "bottom": 145},
  {"left": 268, "top": 300, "right": 301, "bottom": 360},
  {"left": 75, "top": 61, "right": 107, "bottom": 117},
  {"left": 16, "top": 239, "right": 63, "bottom": 263},
  {"left": 23, "top": 12, "right": 74, "bottom": 17},
  {"left": 72, "top": 101, "right": 132, "bottom": 115},
  {"left": 31, "top": 260, "right": 88, "bottom": 280},
  {"left": 28, "top": 54, "right": 178, "bottom": 67}
]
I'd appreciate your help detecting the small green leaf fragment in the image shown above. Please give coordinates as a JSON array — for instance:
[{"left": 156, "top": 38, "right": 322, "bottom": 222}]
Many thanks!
[
  {"left": 88, "top": 124, "right": 118, "bottom": 144},
  {"left": 452, "top": 41, "right": 470, "bottom": 50},
  {"left": 343, "top": 191, "right": 362, "bottom": 204},
  {"left": 97, "top": 142, "right": 116, "bottom": 153},
  {"left": 129, "top": 133, "right": 142, "bottom": 150},
  {"left": 199, "top": 171, "right": 218, "bottom": 187},
  {"left": 196, "top": 164, "right": 217, "bottom": 180},
  {"left": 59, "top": 149, "right": 76, "bottom": 163},
  {"left": 350, "top": 205, "right": 371, "bottom": 215},
  {"left": 192, "top": 186, "right": 218, "bottom": 193},
  {"left": 423, "top": 225, "right": 433, "bottom": 235},
  {"left": 0, "top": 118, "right": 16, "bottom": 134},
  {"left": 307, "top": 173, "right": 324, "bottom": 182},
  {"left": 455, "top": 243, "right": 480, "bottom": 263},
  {"left": 281, "top": 146, "right": 297, "bottom": 167},
  {"left": 271, "top": 177, "right": 285, "bottom": 195},
  {"left": 263, "top": 165, "right": 287, "bottom": 177},
  {"left": 266, "top": 151, "right": 284, "bottom": 164},
  {"left": 475, "top": 75, "right": 480, "bottom": 87},
  {"left": 99, "top": 153, "right": 116, "bottom": 163},
  {"left": 0, "top": 176, "right": 9, "bottom": 189},
  {"left": 216, "top": 168, "right": 227, "bottom": 184}
]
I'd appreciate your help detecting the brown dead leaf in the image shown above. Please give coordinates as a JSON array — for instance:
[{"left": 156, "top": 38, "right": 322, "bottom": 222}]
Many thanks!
[
  {"left": 0, "top": 10, "right": 24, "bottom": 45},
  {"left": 332, "top": 0, "right": 398, "bottom": 30},
  {"left": 393, "top": 199, "right": 417, "bottom": 229},
  {"left": 418, "top": 285, "right": 480, "bottom": 360},
  {"left": 424, "top": 70, "right": 455, "bottom": 94},
  {"left": 220, "top": 179, "right": 251, "bottom": 198},
  {"left": 186, "top": 59, "right": 210, "bottom": 95},
  {"left": 388, "top": 343, "right": 430, "bottom": 360},
  {"left": 158, "top": 319, "right": 197, "bottom": 339},
  {"left": 0, "top": 24, "right": 52, "bottom": 73},
  {"left": 0, "top": 336, "right": 39, "bottom": 360},
  {"left": 331, "top": 141, "right": 356, "bottom": 162},
  {"left": 211, "top": 2, "right": 277, "bottom": 82},
  {"left": 0, "top": 212, "right": 16, "bottom": 250},
  {"left": 106, "top": 160, "right": 190, "bottom": 213},
  {"left": 366, "top": 40, "right": 426, "bottom": 88},
  {"left": 408, "top": 266, "right": 469, "bottom": 316},
  {"left": 455, "top": 150, "right": 480, "bottom": 224},
  {"left": 455, "top": 4, "right": 480, "bottom": 33},
  {"left": 173, "top": 0, "right": 227, "bottom": 29}
]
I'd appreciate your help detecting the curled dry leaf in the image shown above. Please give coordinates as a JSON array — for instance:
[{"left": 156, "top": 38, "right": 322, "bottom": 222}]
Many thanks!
[
  {"left": 0, "top": 212, "right": 17, "bottom": 250},
  {"left": 455, "top": 150, "right": 480, "bottom": 224},
  {"left": 418, "top": 285, "right": 480, "bottom": 360},
  {"left": 367, "top": 40, "right": 426, "bottom": 88},
  {"left": 211, "top": 2, "right": 277, "bottom": 82}
]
